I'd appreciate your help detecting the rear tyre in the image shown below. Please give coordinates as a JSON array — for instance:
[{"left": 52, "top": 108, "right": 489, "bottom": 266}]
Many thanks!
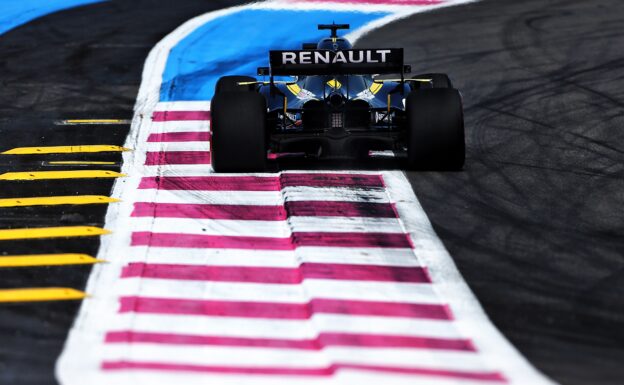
[
  {"left": 214, "top": 75, "right": 257, "bottom": 93},
  {"left": 406, "top": 88, "right": 465, "bottom": 171},
  {"left": 211, "top": 92, "right": 267, "bottom": 172},
  {"left": 411, "top": 73, "right": 453, "bottom": 90}
]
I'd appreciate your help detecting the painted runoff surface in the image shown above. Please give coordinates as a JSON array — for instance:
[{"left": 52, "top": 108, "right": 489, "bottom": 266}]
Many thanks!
[
  {"left": 0, "top": 0, "right": 105, "bottom": 36},
  {"left": 57, "top": 1, "right": 557, "bottom": 384}
]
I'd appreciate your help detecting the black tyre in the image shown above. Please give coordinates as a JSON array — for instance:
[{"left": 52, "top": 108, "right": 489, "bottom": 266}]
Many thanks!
[
  {"left": 406, "top": 88, "right": 465, "bottom": 171},
  {"left": 211, "top": 92, "right": 267, "bottom": 172},
  {"left": 214, "top": 75, "right": 257, "bottom": 93},
  {"left": 411, "top": 73, "right": 453, "bottom": 90}
]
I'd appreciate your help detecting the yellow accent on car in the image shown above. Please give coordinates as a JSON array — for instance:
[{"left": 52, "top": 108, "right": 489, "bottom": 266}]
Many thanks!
[
  {"left": 370, "top": 82, "right": 383, "bottom": 94},
  {"left": 286, "top": 83, "right": 302, "bottom": 95},
  {"left": 326, "top": 79, "right": 342, "bottom": 89}
]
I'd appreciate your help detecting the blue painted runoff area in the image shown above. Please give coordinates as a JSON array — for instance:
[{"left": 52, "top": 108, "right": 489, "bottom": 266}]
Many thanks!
[
  {"left": 160, "top": 9, "right": 390, "bottom": 102},
  {"left": 0, "top": 0, "right": 105, "bottom": 37}
]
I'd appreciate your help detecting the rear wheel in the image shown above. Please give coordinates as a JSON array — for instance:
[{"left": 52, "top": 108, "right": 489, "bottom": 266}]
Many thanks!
[
  {"left": 214, "top": 75, "right": 256, "bottom": 94},
  {"left": 211, "top": 92, "right": 267, "bottom": 172},
  {"left": 406, "top": 88, "right": 465, "bottom": 171},
  {"left": 411, "top": 73, "right": 453, "bottom": 90}
]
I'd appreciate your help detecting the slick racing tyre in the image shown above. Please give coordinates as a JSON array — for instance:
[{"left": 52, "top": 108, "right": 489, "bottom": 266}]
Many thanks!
[
  {"left": 411, "top": 73, "right": 453, "bottom": 90},
  {"left": 211, "top": 91, "right": 267, "bottom": 172},
  {"left": 406, "top": 88, "right": 465, "bottom": 171},
  {"left": 214, "top": 75, "right": 257, "bottom": 93}
]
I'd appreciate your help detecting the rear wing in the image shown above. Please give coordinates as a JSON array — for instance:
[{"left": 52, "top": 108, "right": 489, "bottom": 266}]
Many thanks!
[{"left": 265, "top": 48, "right": 405, "bottom": 76}]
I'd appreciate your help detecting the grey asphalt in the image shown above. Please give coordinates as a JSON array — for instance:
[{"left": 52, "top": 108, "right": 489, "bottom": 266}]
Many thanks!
[
  {"left": 0, "top": 2, "right": 247, "bottom": 384},
  {"left": 359, "top": 1, "right": 624, "bottom": 384}
]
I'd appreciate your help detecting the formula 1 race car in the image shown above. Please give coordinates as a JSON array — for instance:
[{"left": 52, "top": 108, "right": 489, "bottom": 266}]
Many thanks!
[{"left": 211, "top": 23, "right": 464, "bottom": 172}]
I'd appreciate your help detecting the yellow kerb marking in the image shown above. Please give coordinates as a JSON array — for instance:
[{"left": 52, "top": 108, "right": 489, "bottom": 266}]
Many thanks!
[
  {"left": 0, "top": 288, "right": 87, "bottom": 302},
  {"left": 49, "top": 161, "right": 117, "bottom": 165},
  {"left": 0, "top": 195, "right": 119, "bottom": 207},
  {"left": 2, "top": 145, "right": 130, "bottom": 155},
  {"left": 0, "top": 170, "right": 126, "bottom": 180},
  {"left": 0, "top": 254, "right": 104, "bottom": 267},
  {"left": 64, "top": 119, "right": 127, "bottom": 124},
  {"left": 0, "top": 226, "right": 110, "bottom": 241}
]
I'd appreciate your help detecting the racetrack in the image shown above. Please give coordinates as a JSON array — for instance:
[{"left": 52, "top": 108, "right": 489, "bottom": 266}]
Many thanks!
[
  {"left": 360, "top": 1, "right": 624, "bottom": 383},
  {"left": 0, "top": 0, "right": 623, "bottom": 384}
]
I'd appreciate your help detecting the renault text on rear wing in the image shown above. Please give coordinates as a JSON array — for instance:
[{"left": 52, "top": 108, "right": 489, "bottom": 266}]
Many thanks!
[{"left": 269, "top": 48, "right": 404, "bottom": 76}]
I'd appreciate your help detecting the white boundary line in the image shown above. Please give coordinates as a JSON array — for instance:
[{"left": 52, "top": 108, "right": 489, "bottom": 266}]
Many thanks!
[{"left": 56, "top": 1, "right": 557, "bottom": 384}]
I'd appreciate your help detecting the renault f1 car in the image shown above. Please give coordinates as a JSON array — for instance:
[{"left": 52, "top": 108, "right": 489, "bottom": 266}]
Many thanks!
[{"left": 211, "top": 23, "right": 465, "bottom": 172}]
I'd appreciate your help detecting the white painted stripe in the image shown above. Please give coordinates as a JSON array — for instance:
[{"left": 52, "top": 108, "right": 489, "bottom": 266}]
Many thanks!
[
  {"left": 150, "top": 121, "right": 210, "bottom": 133},
  {"left": 108, "top": 312, "right": 463, "bottom": 340},
  {"left": 129, "top": 217, "right": 403, "bottom": 236},
  {"left": 108, "top": 313, "right": 464, "bottom": 340},
  {"left": 137, "top": 189, "right": 284, "bottom": 205},
  {"left": 145, "top": 141, "right": 209, "bottom": 152},
  {"left": 99, "top": 345, "right": 492, "bottom": 372},
  {"left": 116, "top": 278, "right": 441, "bottom": 304},
  {"left": 283, "top": 187, "right": 390, "bottom": 203},
  {"left": 154, "top": 101, "right": 210, "bottom": 111},
  {"left": 95, "top": 372, "right": 500, "bottom": 385},
  {"left": 136, "top": 187, "right": 389, "bottom": 205},
  {"left": 127, "top": 246, "right": 420, "bottom": 267},
  {"left": 130, "top": 216, "right": 291, "bottom": 236},
  {"left": 142, "top": 164, "right": 215, "bottom": 177},
  {"left": 288, "top": 216, "right": 402, "bottom": 233}
]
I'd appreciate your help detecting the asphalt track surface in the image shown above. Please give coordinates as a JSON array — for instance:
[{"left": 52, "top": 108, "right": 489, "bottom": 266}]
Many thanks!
[
  {"left": 0, "top": 0, "right": 622, "bottom": 385},
  {"left": 0, "top": 2, "right": 247, "bottom": 384},
  {"left": 361, "top": 1, "right": 624, "bottom": 384}
]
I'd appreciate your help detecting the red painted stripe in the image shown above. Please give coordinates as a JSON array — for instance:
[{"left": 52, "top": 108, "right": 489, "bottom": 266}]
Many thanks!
[
  {"left": 131, "top": 232, "right": 412, "bottom": 249},
  {"left": 152, "top": 111, "right": 210, "bottom": 122},
  {"left": 131, "top": 232, "right": 294, "bottom": 250},
  {"left": 293, "top": 232, "right": 413, "bottom": 248},
  {"left": 101, "top": 361, "right": 506, "bottom": 382},
  {"left": 121, "top": 263, "right": 431, "bottom": 283},
  {"left": 138, "top": 176, "right": 278, "bottom": 191},
  {"left": 105, "top": 330, "right": 474, "bottom": 351},
  {"left": 131, "top": 202, "right": 286, "bottom": 220},
  {"left": 144, "top": 151, "right": 211, "bottom": 165},
  {"left": 118, "top": 297, "right": 452, "bottom": 320},
  {"left": 130, "top": 201, "right": 395, "bottom": 220},
  {"left": 147, "top": 132, "right": 211, "bottom": 142},
  {"left": 138, "top": 173, "right": 384, "bottom": 191},
  {"left": 280, "top": 173, "right": 384, "bottom": 188},
  {"left": 285, "top": 201, "right": 396, "bottom": 218}
]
